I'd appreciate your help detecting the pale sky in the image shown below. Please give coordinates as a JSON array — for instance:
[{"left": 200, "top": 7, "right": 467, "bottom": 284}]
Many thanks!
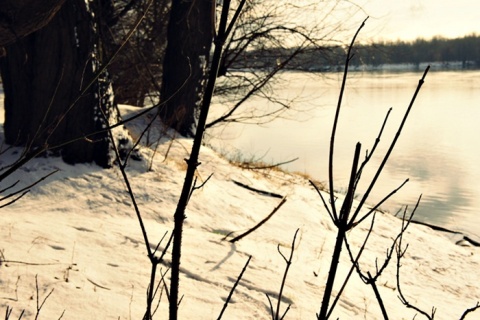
[{"left": 362, "top": 0, "right": 480, "bottom": 41}]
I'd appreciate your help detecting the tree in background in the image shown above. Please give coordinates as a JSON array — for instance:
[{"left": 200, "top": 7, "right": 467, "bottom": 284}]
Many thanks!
[
  {"left": 207, "top": 0, "right": 309, "bottom": 128},
  {"left": 157, "top": 0, "right": 353, "bottom": 135},
  {"left": 0, "top": 0, "right": 170, "bottom": 167},
  {"left": 206, "top": 0, "right": 354, "bottom": 129},
  {"left": 158, "top": 0, "right": 214, "bottom": 137},
  {"left": 0, "top": 0, "right": 116, "bottom": 167},
  {"left": 0, "top": 0, "right": 363, "bottom": 165},
  {"left": 0, "top": 0, "right": 65, "bottom": 51},
  {"left": 98, "top": 0, "right": 170, "bottom": 107}
]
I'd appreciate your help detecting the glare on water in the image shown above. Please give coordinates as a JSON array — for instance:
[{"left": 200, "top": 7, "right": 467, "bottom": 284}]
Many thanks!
[{"left": 208, "top": 70, "right": 480, "bottom": 241}]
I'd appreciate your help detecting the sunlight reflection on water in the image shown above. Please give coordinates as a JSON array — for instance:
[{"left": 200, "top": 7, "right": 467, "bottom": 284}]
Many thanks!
[{"left": 208, "top": 70, "right": 480, "bottom": 241}]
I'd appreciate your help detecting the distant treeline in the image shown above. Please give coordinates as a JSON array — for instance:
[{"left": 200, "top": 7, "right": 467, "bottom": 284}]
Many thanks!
[
  {"left": 234, "top": 34, "right": 480, "bottom": 71},
  {"left": 353, "top": 34, "right": 480, "bottom": 68}
]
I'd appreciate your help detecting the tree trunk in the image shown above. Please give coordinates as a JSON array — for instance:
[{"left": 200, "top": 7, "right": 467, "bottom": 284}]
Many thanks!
[
  {"left": 159, "top": 0, "right": 214, "bottom": 136},
  {"left": 0, "top": 0, "right": 65, "bottom": 48},
  {"left": 0, "top": 0, "right": 114, "bottom": 167}
]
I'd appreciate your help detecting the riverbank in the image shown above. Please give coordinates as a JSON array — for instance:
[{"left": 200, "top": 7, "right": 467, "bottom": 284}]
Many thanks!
[
  {"left": 1, "top": 105, "right": 479, "bottom": 319},
  {"left": 207, "top": 69, "right": 480, "bottom": 243}
]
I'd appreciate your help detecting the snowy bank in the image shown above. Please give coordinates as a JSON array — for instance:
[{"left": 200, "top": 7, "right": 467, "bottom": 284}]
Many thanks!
[{"left": 1, "top": 106, "right": 479, "bottom": 319}]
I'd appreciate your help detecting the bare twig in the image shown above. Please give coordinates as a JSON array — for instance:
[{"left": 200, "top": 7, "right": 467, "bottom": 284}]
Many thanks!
[
  {"left": 355, "top": 107, "right": 392, "bottom": 185},
  {"left": 188, "top": 173, "right": 214, "bottom": 204},
  {"left": 0, "top": 180, "right": 19, "bottom": 193},
  {"left": 327, "top": 17, "right": 369, "bottom": 222},
  {"left": 309, "top": 180, "right": 335, "bottom": 222},
  {"left": 102, "top": 100, "right": 173, "bottom": 320},
  {"left": 459, "top": 302, "right": 480, "bottom": 320},
  {"left": 4, "top": 306, "right": 25, "bottom": 320},
  {"left": 217, "top": 255, "right": 252, "bottom": 320},
  {"left": 0, "top": 147, "right": 45, "bottom": 183},
  {"left": 229, "top": 197, "right": 287, "bottom": 243},
  {"left": 0, "top": 170, "right": 58, "bottom": 208},
  {"left": 0, "top": 191, "right": 30, "bottom": 209},
  {"left": 395, "top": 199, "right": 434, "bottom": 319},
  {"left": 352, "top": 66, "right": 430, "bottom": 221},
  {"left": 107, "top": 121, "right": 153, "bottom": 260},
  {"left": 350, "top": 178, "right": 409, "bottom": 228},
  {"left": 266, "top": 294, "right": 275, "bottom": 320},
  {"left": 151, "top": 268, "right": 171, "bottom": 318},
  {"left": 34, "top": 275, "right": 59, "bottom": 320},
  {"left": 206, "top": 45, "right": 305, "bottom": 128},
  {"left": 0, "top": 260, "right": 73, "bottom": 266},
  {"left": 5, "top": 306, "right": 12, "bottom": 319},
  {"left": 274, "top": 228, "right": 299, "bottom": 320}
]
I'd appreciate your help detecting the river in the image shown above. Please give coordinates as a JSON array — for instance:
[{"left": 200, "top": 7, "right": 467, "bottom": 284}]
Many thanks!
[{"left": 207, "top": 69, "right": 480, "bottom": 242}]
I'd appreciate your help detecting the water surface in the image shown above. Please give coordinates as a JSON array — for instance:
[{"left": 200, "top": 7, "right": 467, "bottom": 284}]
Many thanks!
[{"left": 208, "top": 70, "right": 480, "bottom": 241}]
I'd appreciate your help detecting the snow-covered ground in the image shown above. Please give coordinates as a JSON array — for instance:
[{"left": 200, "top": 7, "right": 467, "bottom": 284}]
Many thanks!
[{"left": 1, "top": 104, "right": 479, "bottom": 319}]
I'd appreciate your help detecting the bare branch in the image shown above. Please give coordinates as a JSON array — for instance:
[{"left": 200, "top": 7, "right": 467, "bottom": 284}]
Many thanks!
[
  {"left": 309, "top": 180, "right": 335, "bottom": 223},
  {"left": 327, "top": 16, "right": 369, "bottom": 223},
  {"left": 367, "top": 271, "right": 389, "bottom": 319},
  {"left": 207, "top": 45, "right": 305, "bottom": 128},
  {"left": 349, "top": 179, "right": 409, "bottom": 228},
  {"left": 188, "top": 173, "right": 214, "bottom": 204},
  {"left": 169, "top": 2, "right": 247, "bottom": 318},
  {"left": 0, "top": 180, "right": 19, "bottom": 193},
  {"left": 328, "top": 212, "right": 377, "bottom": 318},
  {"left": 396, "top": 199, "right": 434, "bottom": 319},
  {"left": 0, "top": 170, "right": 58, "bottom": 206},
  {"left": 274, "top": 229, "right": 299, "bottom": 320},
  {"left": 34, "top": 275, "right": 57, "bottom": 320},
  {"left": 459, "top": 302, "right": 480, "bottom": 320},
  {"left": 353, "top": 66, "right": 430, "bottom": 219},
  {"left": 229, "top": 197, "right": 287, "bottom": 243},
  {"left": 232, "top": 180, "right": 284, "bottom": 199},
  {"left": 266, "top": 293, "right": 275, "bottom": 320},
  {"left": 355, "top": 107, "right": 392, "bottom": 185},
  {"left": 217, "top": 255, "right": 252, "bottom": 320}
]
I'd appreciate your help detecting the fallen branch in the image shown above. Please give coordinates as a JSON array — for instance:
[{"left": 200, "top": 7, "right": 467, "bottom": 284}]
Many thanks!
[
  {"left": 405, "top": 219, "right": 480, "bottom": 247},
  {"left": 232, "top": 180, "right": 283, "bottom": 199},
  {"left": 229, "top": 197, "right": 287, "bottom": 243},
  {"left": 237, "top": 157, "right": 299, "bottom": 171},
  {"left": 86, "top": 278, "right": 111, "bottom": 291},
  {"left": 0, "top": 260, "right": 75, "bottom": 267}
]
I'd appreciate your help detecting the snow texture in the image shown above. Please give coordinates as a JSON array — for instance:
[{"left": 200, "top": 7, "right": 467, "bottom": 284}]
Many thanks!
[{"left": 0, "top": 103, "right": 479, "bottom": 319}]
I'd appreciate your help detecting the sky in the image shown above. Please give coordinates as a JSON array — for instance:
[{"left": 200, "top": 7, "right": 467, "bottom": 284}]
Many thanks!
[{"left": 362, "top": 0, "right": 480, "bottom": 41}]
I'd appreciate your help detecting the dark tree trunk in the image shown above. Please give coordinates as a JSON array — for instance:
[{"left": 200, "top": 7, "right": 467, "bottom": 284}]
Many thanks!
[
  {"left": 0, "top": 0, "right": 114, "bottom": 167},
  {"left": 0, "top": 0, "right": 65, "bottom": 49},
  {"left": 159, "top": 0, "right": 213, "bottom": 136}
]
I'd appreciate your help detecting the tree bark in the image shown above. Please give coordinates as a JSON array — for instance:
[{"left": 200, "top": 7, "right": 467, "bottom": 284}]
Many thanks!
[
  {"left": 0, "top": 0, "right": 113, "bottom": 167},
  {"left": 0, "top": 0, "right": 65, "bottom": 49},
  {"left": 159, "top": 0, "right": 214, "bottom": 136}
]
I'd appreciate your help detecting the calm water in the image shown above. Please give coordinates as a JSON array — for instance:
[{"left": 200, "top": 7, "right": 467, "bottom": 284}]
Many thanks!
[{"left": 208, "top": 70, "right": 480, "bottom": 241}]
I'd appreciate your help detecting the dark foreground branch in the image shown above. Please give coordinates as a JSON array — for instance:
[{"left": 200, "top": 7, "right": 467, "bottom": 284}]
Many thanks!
[
  {"left": 168, "top": 2, "right": 247, "bottom": 319},
  {"left": 217, "top": 255, "right": 252, "bottom": 320}
]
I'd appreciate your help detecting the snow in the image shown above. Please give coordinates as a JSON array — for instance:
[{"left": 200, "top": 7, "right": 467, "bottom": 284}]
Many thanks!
[{"left": 1, "top": 104, "right": 479, "bottom": 319}]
